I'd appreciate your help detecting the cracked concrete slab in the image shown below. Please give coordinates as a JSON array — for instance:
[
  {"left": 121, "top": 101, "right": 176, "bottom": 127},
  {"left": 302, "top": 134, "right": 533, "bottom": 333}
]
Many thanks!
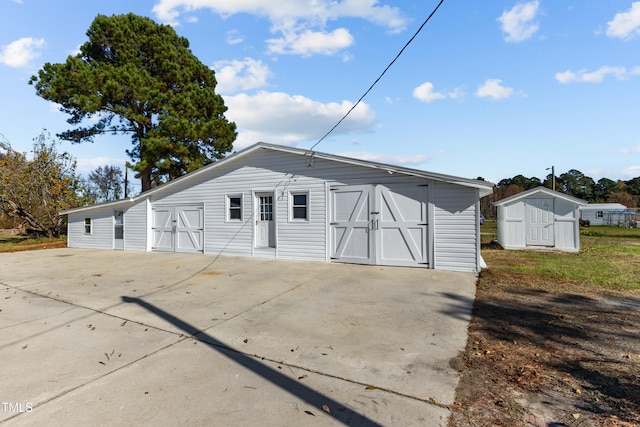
[{"left": 0, "top": 248, "right": 476, "bottom": 426}]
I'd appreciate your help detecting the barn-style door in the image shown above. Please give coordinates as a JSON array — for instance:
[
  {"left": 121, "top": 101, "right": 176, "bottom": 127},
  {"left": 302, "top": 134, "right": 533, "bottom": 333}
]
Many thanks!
[
  {"left": 330, "top": 184, "right": 429, "bottom": 268},
  {"left": 151, "top": 204, "right": 204, "bottom": 253}
]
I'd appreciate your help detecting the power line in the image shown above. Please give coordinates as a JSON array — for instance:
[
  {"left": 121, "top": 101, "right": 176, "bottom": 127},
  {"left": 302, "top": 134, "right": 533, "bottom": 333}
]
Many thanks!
[{"left": 307, "top": 0, "right": 446, "bottom": 158}]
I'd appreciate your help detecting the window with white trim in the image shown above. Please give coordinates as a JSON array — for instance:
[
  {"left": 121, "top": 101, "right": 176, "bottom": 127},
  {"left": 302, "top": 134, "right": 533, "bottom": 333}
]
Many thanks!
[
  {"left": 84, "top": 218, "right": 92, "bottom": 234},
  {"left": 227, "top": 194, "right": 242, "bottom": 221},
  {"left": 290, "top": 192, "right": 308, "bottom": 221}
]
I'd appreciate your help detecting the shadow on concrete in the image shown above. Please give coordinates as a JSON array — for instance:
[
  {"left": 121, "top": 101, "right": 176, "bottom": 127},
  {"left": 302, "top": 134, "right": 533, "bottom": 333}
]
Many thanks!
[{"left": 121, "top": 296, "right": 382, "bottom": 427}]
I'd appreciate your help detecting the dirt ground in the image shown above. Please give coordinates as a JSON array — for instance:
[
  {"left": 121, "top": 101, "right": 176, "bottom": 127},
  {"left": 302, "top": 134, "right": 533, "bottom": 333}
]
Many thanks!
[{"left": 448, "top": 269, "right": 640, "bottom": 427}]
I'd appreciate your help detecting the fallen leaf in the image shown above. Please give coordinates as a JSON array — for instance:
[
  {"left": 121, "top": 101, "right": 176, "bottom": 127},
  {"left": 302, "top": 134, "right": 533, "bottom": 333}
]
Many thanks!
[
  {"left": 429, "top": 397, "right": 437, "bottom": 404},
  {"left": 22, "top": 344, "right": 27, "bottom": 349},
  {"left": 104, "top": 352, "right": 110, "bottom": 361},
  {"left": 572, "top": 413, "right": 580, "bottom": 419},
  {"left": 298, "top": 375, "right": 308, "bottom": 380},
  {"left": 322, "top": 405, "right": 330, "bottom": 413},
  {"left": 365, "top": 385, "right": 376, "bottom": 390}
]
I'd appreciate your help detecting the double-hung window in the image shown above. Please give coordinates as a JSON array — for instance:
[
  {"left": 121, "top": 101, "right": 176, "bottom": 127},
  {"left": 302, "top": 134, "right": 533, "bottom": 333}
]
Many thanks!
[
  {"left": 84, "top": 218, "right": 92, "bottom": 234},
  {"left": 290, "top": 192, "right": 308, "bottom": 221},
  {"left": 227, "top": 195, "right": 242, "bottom": 221}
]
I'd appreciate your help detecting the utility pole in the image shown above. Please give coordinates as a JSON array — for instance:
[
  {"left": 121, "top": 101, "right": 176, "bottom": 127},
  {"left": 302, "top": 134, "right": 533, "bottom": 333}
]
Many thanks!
[
  {"left": 546, "top": 166, "right": 555, "bottom": 191},
  {"left": 124, "top": 165, "right": 128, "bottom": 199}
]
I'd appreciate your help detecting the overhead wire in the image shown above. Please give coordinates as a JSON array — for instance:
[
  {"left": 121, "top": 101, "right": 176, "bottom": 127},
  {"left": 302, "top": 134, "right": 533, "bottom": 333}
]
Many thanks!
[{"left": 305, "top": 0, "right": 446, "bottom": 166}]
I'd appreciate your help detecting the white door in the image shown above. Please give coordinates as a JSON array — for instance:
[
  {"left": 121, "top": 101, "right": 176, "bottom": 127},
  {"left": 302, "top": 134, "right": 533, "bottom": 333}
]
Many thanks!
[
  {"left": 255, "top": 193, "right": 275, "bottom": 248},
  {"left": 152, "top": 205, "right": 204, "bottom": 252},
  {"left": 376, "top": 185, "right": 428, "bottom": 267},
  {"left": 152, "top": 206, "right": 174, "bottom": 251},
  {"left": 113, "top": 210, "right": 124, "bottom": 250},
  {"left": 175, "top": 205, "right": 205, "bottom": 253},
  {"left": 526, "top": 198, "right": 554, "bottom": 246},
  {"left": 330, "top": 184, "right": 429, "bottom": 267},
  {"left": 330, "top": 185, "right": 374, "bottom": 264}
]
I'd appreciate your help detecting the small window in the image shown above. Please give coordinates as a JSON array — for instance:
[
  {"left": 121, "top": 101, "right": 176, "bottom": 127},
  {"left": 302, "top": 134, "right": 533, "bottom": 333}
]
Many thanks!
[
  {"left": 227, "top": 195, "right": 242, "bottom": 221},
  {"left": 290, "top": 192, "right": 308, "bottom": 220},
  {"left": 84, "top": 218, "right": 92, "bottom": 234},
  {"left": 596, "top": 211, "right": 603, "bottom": 218}
]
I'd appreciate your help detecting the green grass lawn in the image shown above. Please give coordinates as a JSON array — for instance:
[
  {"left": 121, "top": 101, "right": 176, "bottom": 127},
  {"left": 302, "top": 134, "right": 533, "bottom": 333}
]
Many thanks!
[{"left": 481, "top": 224, "right": 640, "bottom": 290}]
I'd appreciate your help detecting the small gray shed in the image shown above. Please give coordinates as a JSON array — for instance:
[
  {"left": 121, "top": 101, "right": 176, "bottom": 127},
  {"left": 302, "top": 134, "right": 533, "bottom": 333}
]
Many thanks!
[
  {"left": 493, "top": 187, "right": 587, "bottom": 252},
  {"left": 62, "top": 143, "right": 493, "bottom": 272}
]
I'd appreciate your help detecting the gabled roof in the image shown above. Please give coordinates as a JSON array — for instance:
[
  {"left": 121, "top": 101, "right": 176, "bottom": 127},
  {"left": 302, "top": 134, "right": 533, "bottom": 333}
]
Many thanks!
[
  {"left": 62, "top": 142, "right": 494, "bottom": 215},
  {"left": 493, "top": 186, "right": 587, "bottom": 207}
]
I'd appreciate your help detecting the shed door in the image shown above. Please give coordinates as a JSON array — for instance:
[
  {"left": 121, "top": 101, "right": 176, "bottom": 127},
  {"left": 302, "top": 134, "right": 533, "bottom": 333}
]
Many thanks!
[
  {"left": 330, "top": 184, "right": 428, "bottom": 267},
  {"left": 152, "top": 205, "right": 204, "bottom": 253},
  {"left": 377, "top": 185, "right": 428, "bottom": 267},
  {"left": 330, "top": 185, "right": 374, "bottom": 264},
  {"left": 526, "top": 198, "right": 554, "bottom": 246}
]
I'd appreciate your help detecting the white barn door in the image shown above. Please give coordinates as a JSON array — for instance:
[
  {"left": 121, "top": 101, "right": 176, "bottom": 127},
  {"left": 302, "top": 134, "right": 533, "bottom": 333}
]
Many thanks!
[
  {"left": 330, "top": 185, "right": 374, "bottom": 264},
  {"left": 376, "top": 185, "right": 428, "bottom": 267},
  {"left": 152, "top": 205, "right": 204, "bottom": 253},
  {"left": 526, "top": 198, "right": 554, "bottom": 246},
  {"left": 330, "top": 184, "right": 428, "bottom": 267}
]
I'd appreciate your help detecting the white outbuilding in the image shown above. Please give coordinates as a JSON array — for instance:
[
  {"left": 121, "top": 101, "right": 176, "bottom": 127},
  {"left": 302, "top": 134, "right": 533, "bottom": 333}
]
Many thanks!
[
  {"left": 493, "top": 186, "right": 587, "bottom": 252},
  {"left": 579, "top": 203, "right": 627, "bottom": 225},
  {"left": 62, "top": 143, "right": 493, "bottom": 272}
]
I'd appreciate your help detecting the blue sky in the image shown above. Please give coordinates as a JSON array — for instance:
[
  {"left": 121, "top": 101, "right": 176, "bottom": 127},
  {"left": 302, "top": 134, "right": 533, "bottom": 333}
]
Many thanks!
[{"left": 1, "top": 0, "right": 640, "bottom": 191}]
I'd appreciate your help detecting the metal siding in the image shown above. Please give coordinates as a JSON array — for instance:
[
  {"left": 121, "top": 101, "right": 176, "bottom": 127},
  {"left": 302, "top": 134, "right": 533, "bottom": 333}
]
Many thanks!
[{"left": 433, "top": 182, "right": 479, "bottom": 272}]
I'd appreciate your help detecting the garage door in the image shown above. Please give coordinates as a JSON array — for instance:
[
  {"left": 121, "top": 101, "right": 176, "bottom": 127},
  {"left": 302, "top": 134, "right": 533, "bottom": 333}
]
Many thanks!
[
  {"left": 152, "top": 205, "right": 204, "bottom": 253},
  {"left": 330, "top": 184, "right": 429, "bottom": 267}
]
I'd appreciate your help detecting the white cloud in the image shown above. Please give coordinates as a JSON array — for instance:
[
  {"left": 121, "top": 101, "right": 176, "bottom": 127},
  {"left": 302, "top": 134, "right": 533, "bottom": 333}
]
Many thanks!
[
  {"left": 225, "top": 30, "right": 244, "bottom": 45},
  {"left": 152, "top": 0, "right": 406, "bottom": 57},
  {"left": 76, "top": 157, "right": 128, "bottom": 175},
  {"left": 620, "top": 143, "right": 640, "bottom": 154},
  {"left": 606, "top": 2, "right": 640, "bottom": 40},
  {"left": 0, "top": 37, "right": 46, "bottom": 68},
  {"left": 224, "top": 91, "right": 376, "bottom": 148},
  {"left": 337, "top": 151, "right": 429, "bottom": 167},
  {"left": 212, "top": 57, "right": 271, "bottom": 93},
  {"left": 412, "top": 82, "right": 446, "bottom": 103},
  {"left": 621, "top": 165, "right": 640, "bottom": 178},
  {"left": 267, "top": 27, "right": 354, "bottom": 56},
  {"left": 475, "top": 79, "right": 516, "bottom": 100},
  {"left": 497, "top": 0, "right": 540, "bottom": 43},
  {"left": 555, "top": 66, "right": 640, "bottom": 84},
  {"left": 412, "top": 82, "right": 465, "bottom": 103}
]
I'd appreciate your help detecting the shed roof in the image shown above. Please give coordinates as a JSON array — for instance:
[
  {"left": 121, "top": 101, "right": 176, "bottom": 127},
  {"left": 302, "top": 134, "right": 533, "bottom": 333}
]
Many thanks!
[
  {"left": 493, "top": 186, "right": 587, "bottom": 207},
  {"left": 578, "top": 203, "right": 627, "bottom": 211},
  {"left": 62, "top": 142, "right": 494, "bottom": 215}
]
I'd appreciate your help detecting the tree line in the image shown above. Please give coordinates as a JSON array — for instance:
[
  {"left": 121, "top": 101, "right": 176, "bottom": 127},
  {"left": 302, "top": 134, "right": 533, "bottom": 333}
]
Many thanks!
[{"left": 480, "top": 170, "right": 640, "bottom": 219}]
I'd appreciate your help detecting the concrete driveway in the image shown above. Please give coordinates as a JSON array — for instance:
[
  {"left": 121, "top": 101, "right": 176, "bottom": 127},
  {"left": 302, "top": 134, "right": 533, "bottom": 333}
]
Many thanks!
[{"left": 0, "top": 248, "right": 476, "bottom": 426}]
